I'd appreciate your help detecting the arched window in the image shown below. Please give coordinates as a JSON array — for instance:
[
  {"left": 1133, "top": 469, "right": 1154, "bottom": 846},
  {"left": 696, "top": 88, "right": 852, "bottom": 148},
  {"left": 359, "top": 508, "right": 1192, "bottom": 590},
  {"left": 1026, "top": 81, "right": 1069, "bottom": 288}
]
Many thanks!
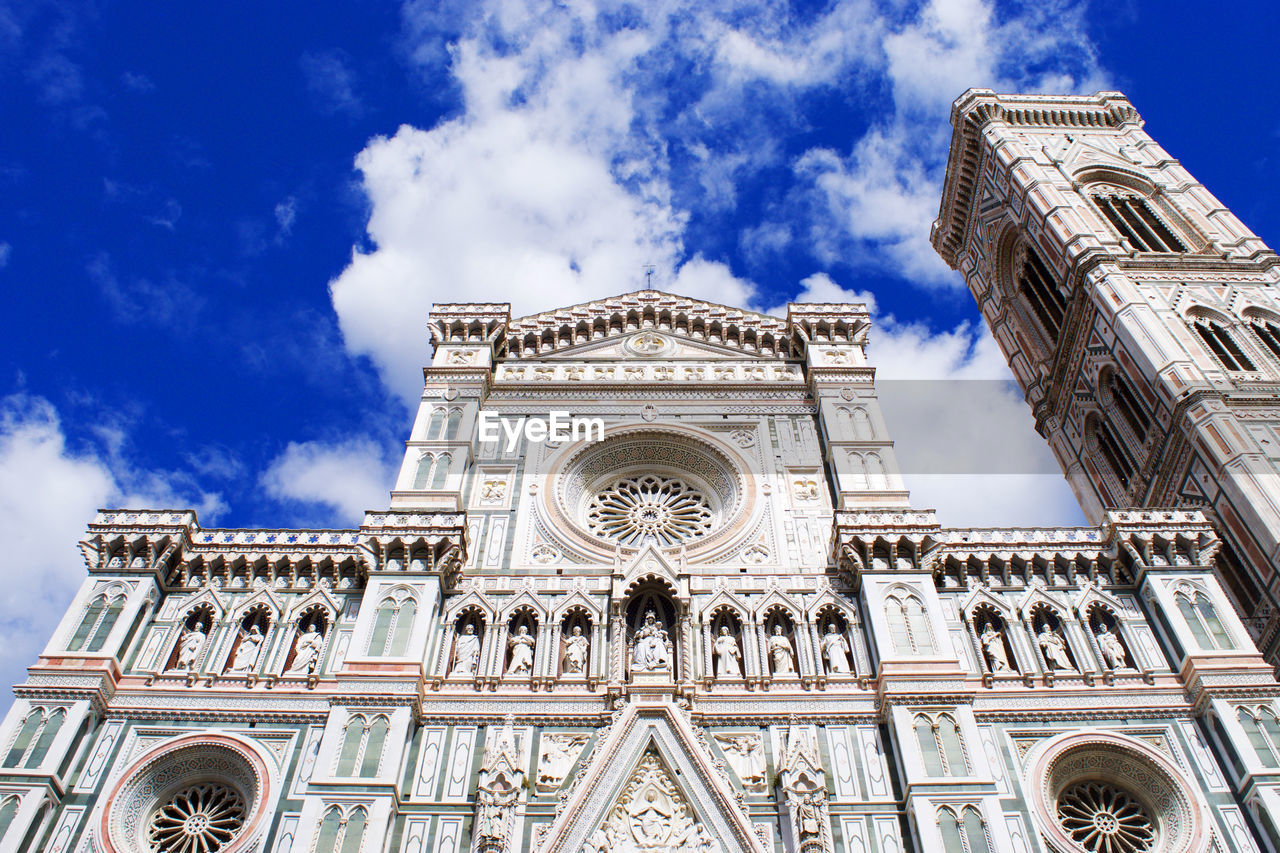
[
  {"left": 315, "top": 805, "right": 368, "bottom": 853},
  {"left": 426, "top": 408, "right": 447, "bottom": 440},
  {"left": 0, "top": 795, "right": 19, "bottom": 837},
  {"left": 1017, "top": 245, "right": 1066, "bottom": 340},
  {"left": 915, "top": 713, "right": 968, "bottom": 776},
  {"left": 3, "top": 706, "right": 65, "bottom": 768},
  {"left": 1250, "top": 319, "right": 1280, "bottom": 361},
  {"left": 1191, "top": 319, "right": 1255, "bottom": 371},
  {"left": 1091, "top": 191, "right": 1185, "bottom": 252},
  {"left": 887, "top": 592, "right": 933, "bottom": 655},
  {"left": 335, "top": 714, "right": 390, "bottom": 778},
  {"left": 411, "top": 452, "right": 432, "bottom": 489},
  {"left": 938, "top": 806, "right": 991, "bottom": 853},
  {"left": 68, "top": 592, "right": 125, "bottom": 652},
  {"left": 1238, "top": 706, "right": 1280, "bottom": 768},
  {"left": 429, "top": 453, "right": 451, "bottom": 490},
  {"left": 1175, "top": 586, "right": 1232, "bottom": 650},
  {"left": 1092, "top": 417, "right": 1136, "bottom": 491},
  {"left": 367, "top": 594, "right": 416, "bottom": 657},
  {"left": 1104, "top": 370, "right": 1149, "bottom": 445},
  {"left": 445, "top": 409, "right": 463, "bottom": 439}
]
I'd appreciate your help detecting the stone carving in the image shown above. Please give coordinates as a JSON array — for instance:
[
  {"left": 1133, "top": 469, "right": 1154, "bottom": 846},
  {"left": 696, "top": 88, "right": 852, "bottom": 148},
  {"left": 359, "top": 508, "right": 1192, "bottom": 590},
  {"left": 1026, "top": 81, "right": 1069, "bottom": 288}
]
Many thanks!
[
  {"left": 631, "top": 610, "right": 672, "bottom": 674},
  {"left": 173, "top": 620, "right": 208, "bottom": 671},
  {"left": 824, "top": 349, "right": 850, "bottom": 365},
  {"left": 286, "top": 624, "right": 324, "bottom": 675},
  {"left": 742, "top": 545, "right": 768, "bottom": 564},
  {"left": 532, "top": 544, "right": 560, "bottom": 564},
  {"left": 481, "top": 480, "right": 507, "bottom": 503},
  {"left": 537, "top": 733, "right": 590, "bottom": 792},
  {"left": 729, "top": 429, "right": 754, "bottom": 448},
  {"left": 1037, "top": 624, "right": 1075, "bottom": 672},
  {"left": 507, "top": 625, "right": 536, "bottom": 676},
  {"left": 453, "top": 624, "right": 481, "bottom": 676},
  {"left": 226, "top": 624, "right": 262, "bottom": 674},
  {"left": 563, "top": 625, "right": 590, "bottom": 675},
  {"left": 1096, "top": 623, "right": 1129, "bottom": 670},
  {"left": 779, "top": 725, "right": 829, "bottom": 853},
  {"left": 714, "top": 734, "right": 767, "bottom": 792},
  {"left": 476, "top": 717, "right": 524, "bottom": 853},
  {"left": 632, "top": 332, "right": 665, "bottom": 354},
  {"left": 565, "top": 366, "right": 585, "bottom": 381},
  {"left": 792, "top": 480, "right": 819, "bottom": 501},
  {"left": 768, "top": 625, "right": 796, "bottom": 676},
  {"left": 713, "top": 626, "right": 742, "bottom": 679},
  {"left": 820, "top": 624, "right": 851, "bottom": 674},
  {"left": 448, "top": 350, "right": 474, "bottom": 364},
  {"left": 583, "top": 750, "right": 722, "bottom": 853},
  {"left": 980, "top": 623, "right": 1014, "bottom": 673}
]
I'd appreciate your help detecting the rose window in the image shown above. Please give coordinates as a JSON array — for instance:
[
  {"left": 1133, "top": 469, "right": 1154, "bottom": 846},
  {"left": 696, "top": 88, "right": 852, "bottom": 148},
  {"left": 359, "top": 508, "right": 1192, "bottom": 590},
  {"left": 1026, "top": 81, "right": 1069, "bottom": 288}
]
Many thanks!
[
  {"left": 146, "top": 783, "right": 246, "bottom": 853},
  {"left": 586, "top": 475, "right": 714, "bottom": 546},
  {"left": 1056, "top": 781, "right": 1155, "bottom": 853}
]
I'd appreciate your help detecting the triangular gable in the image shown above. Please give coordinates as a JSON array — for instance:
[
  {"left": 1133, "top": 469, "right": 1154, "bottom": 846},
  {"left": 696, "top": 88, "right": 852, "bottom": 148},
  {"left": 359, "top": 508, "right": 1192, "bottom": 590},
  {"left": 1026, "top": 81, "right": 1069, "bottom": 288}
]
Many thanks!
[
  {"left": 509, "top": 289, "right": 783, "bottom": 330},
  {"left": 621, "top": 544, "right": 682, "bottom": 595},
  {"left": 539, "top": 704, "right": 765, "bottom": 853},
  {"left": 538, "top": 331, "right": 782, "bottom": 362}
]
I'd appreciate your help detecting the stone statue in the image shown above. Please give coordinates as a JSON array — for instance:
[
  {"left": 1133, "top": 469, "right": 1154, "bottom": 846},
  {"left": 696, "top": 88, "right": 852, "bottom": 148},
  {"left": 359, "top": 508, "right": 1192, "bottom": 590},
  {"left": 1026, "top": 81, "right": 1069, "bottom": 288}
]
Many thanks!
[
  {"left": 581, "top": 827, "right": 613, "bottom": 853},
  {"left": 631, "top": 610, "right": 671, "bottom": 673},
  {"left": 677, "top": 823, "right": 716, "bottom": 852},
  {"left": 713, "top": 626, "right": 742, "bottom": 678},
  {"left": 1037, "top": 623, "right": 1075, "bottom": 672},
  {"left": 796, "top": 793, "right": 824, "bottom": 840},
  {"left": 821, "top": 624, "right": 851, "bottom": 674},
  {"left": 453, "top": 623, "right": 481, "bottom": 676},
  {"left": 563, "top": 625, "right": 589, "bottom": 675},
  {"left": 769, "top": 624, "right": 796, "bottom": 675},
  {"left": 507, "top": 624, "right": 536, "bottom": 675},
  {"left": 1096, "top": 622, "right": 1128, "bottom": 669},
  {"left": 174, "top": 620, "right": 207, "bottom": 671},
  {"left": 286, "top": 623, "right": 323, "bottom": 675},
  {"left": 227, "top": 623, "right": 262, "bottom": 673},
  {"left": 980, "top": 623, "right": 1013, "bottom": 673}
]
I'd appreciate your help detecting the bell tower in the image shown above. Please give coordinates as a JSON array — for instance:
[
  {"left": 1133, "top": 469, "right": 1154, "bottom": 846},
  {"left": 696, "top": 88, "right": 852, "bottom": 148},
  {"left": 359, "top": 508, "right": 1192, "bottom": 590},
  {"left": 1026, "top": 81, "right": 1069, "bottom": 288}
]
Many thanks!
[{"left": 932, "top": 89, "right": 1280, "bottom": 662}]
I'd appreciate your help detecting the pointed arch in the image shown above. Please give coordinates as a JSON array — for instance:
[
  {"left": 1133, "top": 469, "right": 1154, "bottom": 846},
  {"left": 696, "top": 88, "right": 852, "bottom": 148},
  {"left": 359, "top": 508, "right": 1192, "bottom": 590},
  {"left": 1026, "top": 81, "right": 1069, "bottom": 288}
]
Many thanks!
[
  {"left": 885, "top": 587, "right": 933, "bottom": 655},
  {"left": 1174, "top": 583, "right": 1233, "bottom": 650},
  {"left": 426, "top": 407, "right": 447, "bottom": 440}
]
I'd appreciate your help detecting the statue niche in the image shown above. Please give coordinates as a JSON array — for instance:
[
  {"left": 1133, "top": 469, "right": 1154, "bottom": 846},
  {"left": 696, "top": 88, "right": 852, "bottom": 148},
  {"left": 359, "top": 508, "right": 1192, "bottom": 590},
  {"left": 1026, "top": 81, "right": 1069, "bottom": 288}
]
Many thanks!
[
  {"left": 283, "top": 608, "right": 329, "bottom": 676},
  {"left": 165, "top": 605, "right": 215, "bottom": 674},
  {"left": 627, "top": 592, "right": 677, "bottom": 680},
  {"left": 560, "top": 612, "right": 591, "bottom": 677},
  {"left": 451, "top": 611, "right": 484, "bottom": 678},
  {"left": 710, "top": 612, "right": 744, "bottom": 682},
  {"left": 225, "top": 607, "right": 269, "bottom": 675}
]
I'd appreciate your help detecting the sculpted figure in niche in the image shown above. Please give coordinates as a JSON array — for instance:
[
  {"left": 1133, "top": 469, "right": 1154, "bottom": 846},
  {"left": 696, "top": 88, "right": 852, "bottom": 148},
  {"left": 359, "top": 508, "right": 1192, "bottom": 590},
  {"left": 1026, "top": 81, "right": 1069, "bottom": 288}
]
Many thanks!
[
  {"left": 1037, "top": 622, "right": 1075, "bottom": 672},
  {"left": 714, "top": 625, "right": 742, "bottom": 679},
  {"left": 796, "top": 793, "right": 824, "bottom": 840},
  {"left": 631, "top": 610, "right": 672, "bottom": 673},
  {"left": 769, "top": 624, "right": 796, "bottom": 675},
  {"left": 629, "top": 787, "right": 672, "bottom": 846},
  {"left": 980, "top": 622, "right": 1013, "bottom": 673},
  {"left": 507, "top": 624, "right": 536, "bottom": 675},
  {"left": 175, "top": 619, "right": 208, "bottom": 671},
  {"left": 227, "top": 623, "right": 263, "bottom": 673},
  {"left": 821, "top": 623, "right": 852, "bottom": 674},
  {"left": 287, "top": 623, "right": 324, "bottom": 675},
  {"left": 453, "top": 623, "right": 481, "bottom": 676},
  {"left": 1095, "top": 622, "right": 1129, "bottom": 669},
  {"left": 563, "top": 625, "right": 589, "bottom": 675}
]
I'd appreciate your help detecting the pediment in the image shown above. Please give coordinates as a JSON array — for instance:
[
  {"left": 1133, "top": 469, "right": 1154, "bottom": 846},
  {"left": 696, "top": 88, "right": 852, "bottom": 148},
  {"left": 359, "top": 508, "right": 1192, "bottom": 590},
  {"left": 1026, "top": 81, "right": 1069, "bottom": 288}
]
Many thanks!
[
  {"left": 540, "top": 331, "right": 780, "bottom": 362},
  {"left": 538, "top": 704, "right": 766, "bottom": 853}
]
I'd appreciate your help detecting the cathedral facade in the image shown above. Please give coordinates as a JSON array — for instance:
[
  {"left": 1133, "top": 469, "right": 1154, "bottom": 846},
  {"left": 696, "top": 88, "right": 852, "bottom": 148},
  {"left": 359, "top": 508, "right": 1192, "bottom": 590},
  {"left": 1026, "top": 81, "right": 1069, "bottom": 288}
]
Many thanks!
[{"left": 3, "top": 92, "right": 1280, "bottom": 853}]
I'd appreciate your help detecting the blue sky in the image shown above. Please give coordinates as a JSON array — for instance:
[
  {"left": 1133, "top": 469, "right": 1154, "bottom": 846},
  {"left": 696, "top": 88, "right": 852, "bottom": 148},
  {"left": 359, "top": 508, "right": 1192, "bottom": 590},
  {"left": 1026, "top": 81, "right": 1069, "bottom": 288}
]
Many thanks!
[{"left": 1, "top": 0, "right": 1278, "bottom": 688}]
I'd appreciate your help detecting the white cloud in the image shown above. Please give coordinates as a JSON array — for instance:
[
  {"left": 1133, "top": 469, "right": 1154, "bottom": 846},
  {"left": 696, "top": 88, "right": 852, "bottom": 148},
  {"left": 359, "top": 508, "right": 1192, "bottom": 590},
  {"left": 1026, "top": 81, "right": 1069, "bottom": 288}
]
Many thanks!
[
  {"left": 0, "top": 394, "right": 223, "bottom": 698},
  {"left": 300, "top": 50, "right": 362, "bottom": 117},
  {"left": 261, "top": 438, "right": 398, "bottom": 526},
  {"left": 0, "top": 241, "right": 10, "bottom": 268}
]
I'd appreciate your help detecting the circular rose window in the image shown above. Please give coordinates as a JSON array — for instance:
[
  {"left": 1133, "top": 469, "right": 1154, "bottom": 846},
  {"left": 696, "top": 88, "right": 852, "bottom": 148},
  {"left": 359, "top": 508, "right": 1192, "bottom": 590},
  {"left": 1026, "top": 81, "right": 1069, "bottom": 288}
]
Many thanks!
[
  {"left": 545, "top": 427, "right": 755, "bottom": 558},
  {"left": 586, "top": 474, "right": 714, "bottom": 547},
  {"left": 100, "top": 734, "right": 271, "bottom": 853},
  {"left": 1028, "top": 731, "right": 1207, "bottom": 853},
  {"left": 1057, "top": 781, "right": 1155, "bottom": 853}
]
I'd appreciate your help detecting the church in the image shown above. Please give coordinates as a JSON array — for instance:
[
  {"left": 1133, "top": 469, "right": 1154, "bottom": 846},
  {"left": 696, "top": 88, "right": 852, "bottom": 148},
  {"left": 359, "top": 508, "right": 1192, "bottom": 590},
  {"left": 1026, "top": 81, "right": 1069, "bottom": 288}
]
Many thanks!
[{"left": 2, "top": 90, "right": 1280, "bottom": 853}]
